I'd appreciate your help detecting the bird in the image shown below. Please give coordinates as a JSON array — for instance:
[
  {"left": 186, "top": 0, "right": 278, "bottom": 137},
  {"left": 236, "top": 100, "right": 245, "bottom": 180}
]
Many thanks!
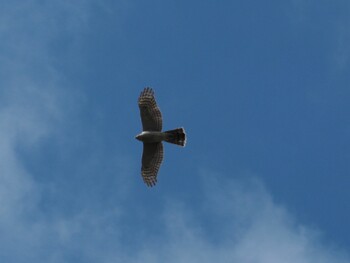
[{"left": 136, "top": 87, "right": 186, "bottom": 187}]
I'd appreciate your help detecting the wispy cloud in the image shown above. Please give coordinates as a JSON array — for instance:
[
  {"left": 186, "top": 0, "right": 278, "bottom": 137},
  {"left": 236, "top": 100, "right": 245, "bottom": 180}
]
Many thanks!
[
  {"left": 128, "top": 175, "right": 349, "bottom": 263},
  {"left": 0, "top": 1, "right": 134, "bottom": 262},
  {"left": 0, "top": 1, "right": 92, "bottom": 261}
]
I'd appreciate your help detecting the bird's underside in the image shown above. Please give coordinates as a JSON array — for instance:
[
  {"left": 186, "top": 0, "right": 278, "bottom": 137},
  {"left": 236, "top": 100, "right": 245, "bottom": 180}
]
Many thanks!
[{"left": 136, "top": 87, "right": 186, "bottom": 187}]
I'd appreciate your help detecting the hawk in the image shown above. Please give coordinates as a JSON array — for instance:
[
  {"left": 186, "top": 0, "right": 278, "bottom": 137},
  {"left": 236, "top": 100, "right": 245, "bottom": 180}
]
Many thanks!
[{"left": 136, "top": 87, "right": 186, "bottom": 187}]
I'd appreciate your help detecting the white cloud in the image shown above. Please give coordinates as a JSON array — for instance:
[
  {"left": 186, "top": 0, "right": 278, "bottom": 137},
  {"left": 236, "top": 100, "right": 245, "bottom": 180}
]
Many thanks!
[
  {"left": 0, "top": 0, "right": 87, "bottom": 221},
  {"left": 0, "top": 1, "right": 92, "bottom": 261},
  {"left": 129, "top": 176, "right": 349, "bottom": 263},
  {"left": 0, "top": 1, "right": 132, "bottom": 261}
]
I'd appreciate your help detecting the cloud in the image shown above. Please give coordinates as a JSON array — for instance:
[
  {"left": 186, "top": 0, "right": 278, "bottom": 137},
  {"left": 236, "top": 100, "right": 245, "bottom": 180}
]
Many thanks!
[
  {"left": 127, "top": 176, "right": 349, "bottom": 263},
  {"left": 0, "top": 1, "right": 95, "bottom": 261},
  {"left": 0, "top": 1, "right": 133, "bottom": 261},
  {"left": 0, "top": 0, "right": 89, "bottom": 217}
]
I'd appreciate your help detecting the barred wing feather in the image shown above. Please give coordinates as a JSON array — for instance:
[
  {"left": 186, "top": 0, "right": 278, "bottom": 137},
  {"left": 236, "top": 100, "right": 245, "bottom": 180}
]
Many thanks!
[
  {"left": 138, "top": 87, "right": 162, "bottom": 131},
  {"left": 141, "top": 142, "right": 163, "bottom": 187}
]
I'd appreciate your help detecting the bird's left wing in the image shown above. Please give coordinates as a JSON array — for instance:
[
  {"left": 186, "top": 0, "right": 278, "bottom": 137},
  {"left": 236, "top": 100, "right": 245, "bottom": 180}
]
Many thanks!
[{"left": 141, "top": 142, "right": 163, "bottom": 187}]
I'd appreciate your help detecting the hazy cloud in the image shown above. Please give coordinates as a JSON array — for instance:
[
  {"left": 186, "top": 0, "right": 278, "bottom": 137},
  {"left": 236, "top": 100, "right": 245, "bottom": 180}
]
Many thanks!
[{"left": 128, "top": 176, "right": 349, "bottom": 263}]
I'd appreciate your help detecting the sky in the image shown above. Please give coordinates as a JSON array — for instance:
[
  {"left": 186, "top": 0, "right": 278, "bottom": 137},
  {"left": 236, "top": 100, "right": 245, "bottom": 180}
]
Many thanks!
[{"left": 0, "top": 0, "right": 349, "bottom": 262}]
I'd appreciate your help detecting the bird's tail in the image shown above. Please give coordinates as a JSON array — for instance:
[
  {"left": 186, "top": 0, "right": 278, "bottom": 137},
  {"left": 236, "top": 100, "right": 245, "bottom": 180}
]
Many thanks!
[{"left": 164, "top": 128, "right": 186, "bottom": 147}]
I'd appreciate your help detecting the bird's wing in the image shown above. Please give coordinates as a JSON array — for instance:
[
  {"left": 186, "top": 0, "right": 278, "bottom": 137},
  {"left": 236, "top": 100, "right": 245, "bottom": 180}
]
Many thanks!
[
  {"left": 141, "top": 142, "right": 163, "bottom": 187},
  {"left": 138, "top": 87, "right": 162, "bottom": 131}
]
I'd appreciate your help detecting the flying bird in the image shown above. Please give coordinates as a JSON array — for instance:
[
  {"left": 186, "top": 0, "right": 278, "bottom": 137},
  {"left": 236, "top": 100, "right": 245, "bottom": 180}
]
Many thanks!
[{"left": 136, "top": 87, "right": 186, "bottom": 187}]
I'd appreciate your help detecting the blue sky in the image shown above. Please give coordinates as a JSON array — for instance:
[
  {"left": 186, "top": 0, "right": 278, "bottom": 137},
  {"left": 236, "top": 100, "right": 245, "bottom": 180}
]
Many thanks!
[{"left": 0, "top": 0, "right": 349, "bottom": 262}]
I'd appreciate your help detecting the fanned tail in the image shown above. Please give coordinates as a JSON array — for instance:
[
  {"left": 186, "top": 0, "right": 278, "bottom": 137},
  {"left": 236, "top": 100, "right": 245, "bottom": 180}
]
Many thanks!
[{"left": 164, "top": 128, "right": 186, "bottom": 147}]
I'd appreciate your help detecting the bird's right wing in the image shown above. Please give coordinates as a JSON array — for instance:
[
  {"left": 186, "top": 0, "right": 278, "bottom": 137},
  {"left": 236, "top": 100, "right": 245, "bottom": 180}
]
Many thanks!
[
  {"left": 138, "top": 87, "right": 162, "bottom": 131},
  {"left": 141, "top": 142, "right": 163, "bottom": 187}
]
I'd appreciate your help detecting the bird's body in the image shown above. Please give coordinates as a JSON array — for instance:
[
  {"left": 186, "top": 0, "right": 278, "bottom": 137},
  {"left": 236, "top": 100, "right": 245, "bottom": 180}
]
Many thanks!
[
  {"left": 135, "top": 131, "right": 166, "bottom": 143},
  {"left": 136, "top": 87, "right": 186, "bottom": 187}
]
